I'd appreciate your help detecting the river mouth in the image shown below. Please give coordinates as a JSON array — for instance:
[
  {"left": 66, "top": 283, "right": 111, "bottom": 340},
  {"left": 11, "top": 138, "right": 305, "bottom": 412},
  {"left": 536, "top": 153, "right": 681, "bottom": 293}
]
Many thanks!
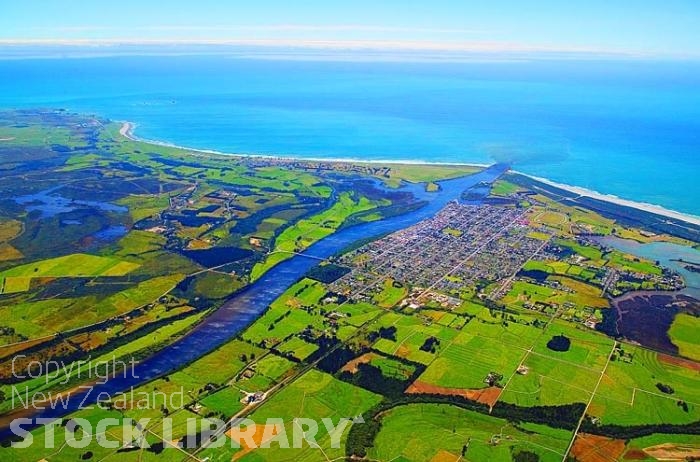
[{"left": 0, "top": 164, "right": 509, "bottom": 435}]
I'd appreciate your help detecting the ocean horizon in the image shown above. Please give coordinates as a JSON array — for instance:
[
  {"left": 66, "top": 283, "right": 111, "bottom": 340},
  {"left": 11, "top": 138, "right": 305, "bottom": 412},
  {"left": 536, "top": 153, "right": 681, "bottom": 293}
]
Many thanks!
[{"left": 1, "top": 55, "right": 699, "bottom": 216}]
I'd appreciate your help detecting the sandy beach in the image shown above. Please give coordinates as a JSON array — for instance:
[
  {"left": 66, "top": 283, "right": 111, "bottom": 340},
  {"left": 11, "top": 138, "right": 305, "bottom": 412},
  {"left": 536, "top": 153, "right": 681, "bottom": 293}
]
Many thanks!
[
  {"left": 521, "top": 173, "right": 700, "bottom": 227},
  {"left": 118, "top": 122, "right": 135, "bottom": 140},
  {"left": 118, "top": 121, "right": 700, "bottom": 227}
]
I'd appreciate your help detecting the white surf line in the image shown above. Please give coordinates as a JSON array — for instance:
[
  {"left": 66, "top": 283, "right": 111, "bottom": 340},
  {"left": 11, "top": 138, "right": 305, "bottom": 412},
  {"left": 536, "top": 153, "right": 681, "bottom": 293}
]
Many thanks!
[
  {"left": 562, "top": 341, "right": 618, "bottom": 462},
  {"left": 116, "top": 119, "right": 488, "bottom": 174},
  {"left": 517, "top": 171, "right": 700, "bottom": 227},
  {"left": 115, "top": 119, "right": 700, "bottom": 227}
]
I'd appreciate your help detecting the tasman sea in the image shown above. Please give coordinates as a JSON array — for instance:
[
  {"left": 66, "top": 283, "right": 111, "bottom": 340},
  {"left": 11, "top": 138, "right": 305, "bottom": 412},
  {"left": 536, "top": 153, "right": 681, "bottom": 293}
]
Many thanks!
[{"left": 1, "top": 55, "right": 699, "bottom": 216}]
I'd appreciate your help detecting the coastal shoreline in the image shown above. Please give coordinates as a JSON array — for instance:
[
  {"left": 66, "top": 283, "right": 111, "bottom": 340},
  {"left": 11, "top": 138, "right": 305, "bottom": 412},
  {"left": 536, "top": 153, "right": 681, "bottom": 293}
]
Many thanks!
[
  {"left": 118, "top": 122, "right": 700, "bottom": 227},
  {"left": 117, "top": 121, "right": 490, "bottom": 168},
  {"left": 518, "top": 173, "right": 700, "bottom": 227}
]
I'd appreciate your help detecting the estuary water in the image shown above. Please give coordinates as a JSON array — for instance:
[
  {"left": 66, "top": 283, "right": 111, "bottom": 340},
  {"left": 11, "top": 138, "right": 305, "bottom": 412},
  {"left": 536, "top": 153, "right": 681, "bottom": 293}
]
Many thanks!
[
  {"left": 1, "top": 164, "right": 507, "bottom": 429},
  {"left": 0, "top": 56, "right": 699, "bottom": 216},
  {"left": 595, "top": 235, "right": 700, "bottom": 299}
]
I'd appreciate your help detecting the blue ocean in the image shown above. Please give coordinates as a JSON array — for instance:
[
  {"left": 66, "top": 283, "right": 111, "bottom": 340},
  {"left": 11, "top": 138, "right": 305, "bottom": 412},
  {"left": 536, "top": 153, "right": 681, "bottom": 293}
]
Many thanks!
[{"left": 0, "top": 56, "right": 698, "bottom": 216}]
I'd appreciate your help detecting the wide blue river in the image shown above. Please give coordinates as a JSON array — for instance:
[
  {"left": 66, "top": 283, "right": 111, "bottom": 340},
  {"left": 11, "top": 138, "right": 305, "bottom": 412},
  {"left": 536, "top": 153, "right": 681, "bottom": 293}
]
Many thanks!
[
  {"left": 0, "top": 57, "right": 699, "bottom": 216},
  {"left": 2, "top": 164, "right": 506, "bottom": 429}
]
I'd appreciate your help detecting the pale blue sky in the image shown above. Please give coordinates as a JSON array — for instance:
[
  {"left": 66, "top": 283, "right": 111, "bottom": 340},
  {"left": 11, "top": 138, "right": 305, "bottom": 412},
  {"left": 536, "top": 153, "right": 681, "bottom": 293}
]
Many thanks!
[{"left": 3, "top": 0, "right": 700, "bottom": 58}]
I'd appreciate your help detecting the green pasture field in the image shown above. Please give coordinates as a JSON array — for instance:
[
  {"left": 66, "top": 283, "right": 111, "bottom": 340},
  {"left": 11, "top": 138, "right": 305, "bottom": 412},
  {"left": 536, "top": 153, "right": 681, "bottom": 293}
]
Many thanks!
[
  {"left": 200, "top": 369, "right": 382, "bottom": 462},
  {"left": 417, "top": 329, "right": 525, "bottom": 389},
  {"left": 200, "top": 386, "right": 247, "bottom": 418},
  {"left": 276, "top": 336, "right": 319, "bottom": 361},
  {"left": 292, "top": 279, "right": 327, "bottom": 306},
  {"left": 453, "top": 299, "right": 488, "bottom": 316},
  {"left": 236, "top": 370, "right": 275, "bottom": 394},
  {"left": 502, "top": 277, "right": 607, "bottom": 312},
  {"left": 588, "top": 345, "right": 700, "bottom": 425},
  {"left": 146, "top": 408, "right": 208, "bottom": 442},
  {"left": 0, "top": 273, "right": 184, "bottom": 338},
  {"left": 368, "top": 403, "right": 571, "bottom": 462},
  {"left": 534, "top": 210, "right": 568, "bottom": 229},
  {"left": 241, "top": 279, "right": 328, "bottom": 345},
  {"left": 522, "top": 259, "right": 598, "bottom": 283},
  {"left": 122, "top": 339, "right": 264, "bottom": 419},
  {"left": 0, "top": 310, "right": 207, "bottom": 414},
  {"left": 531, "top": 320, "right": 614, "bottom": 370},
  {"left": 254, "top": 217, "right": 288, "bottom": 239},
  {"left": 420, "top": 309, "right": 447, "bottom": 323},
  {"left": 669, "top": 313, "right": 700, "bottom": 361},
  {"left": 240, "top": 280, "right": 382, "bottom": 348},
  {"left": 329, "top": 301, "right": 382, "bottom": 327},
  {"left": 521, "top": 260, "right": 555, "bottom": 274},
  {"left": 372, "top": 312, "right": 458, "bottom": 365},
  {"left": 372, "top": 278, "right": 407, "bottom": 308},
  {"left": 370, "top": 354, "right": 417, "bottom": 380},
  {"left": 499, "top": 320, "right": 612, "bottom": 406},
  {"left": 0, "top": 276, "right": 31, "bottom": 294},
  {"left": 198, "top": 166, "right": 330, "bottom": 198},
  {"left": 0, "top": 253, "right": 140, "bottom": 293},
  {"left": 242, "top": 305, "right": 322, "bottom": 346},
  {"left": 623, "top": 432, "right": 700, "bottom": 457},
  {"left": 606, "top": 250, "right": 662, "bottom": 275},
  {"left": 250, "top": 192, "right": 382, "bottom": 280},
  {"left": 377, "top": 163, "right": 481, "bottom": 187},
  {"left": 499, "top": 352, "right": 598, "bottom": 407},
  {"left": 189, "top": 271, "right": 246, "bottom": 299},
  {"left": 255, "top": 353, "right": 296, "bottom": 381},
  {"left": 525, "top": 194, "right": 616, "bottom": 236},
  {"left": 501, "top": 280, "right": 556, "bottom": 308},
  {"left": 0, "top": 406, "right": 127, "bottom": 462},
  {"left": 259, "top": 368, "right": 385, "bottom": 421},
  {"left": 490, "top": 180, "right": 523, "bottom": 197},
  {"left": 61, "top": 152, "right": 109, "bottom": 170},
  {"left": 550, "top": 276, "right": 608, "bottom": 308},
  {"left": 111, "top": 230, "right": 167, "bottom": 257},
  {"left": 116, "top": 193, "right": 173, "bottom": 221},
  {"left": 466, "top": 313, "right": 545, "bottom": 348},
  {"left": 0, "top": 123, "right": 79, "bottom": 147},
  {"left": 554, "top": 238, "right": 603, "bottom": 261},
  {"left": 436, "top": 311, "right": 459, "bottom": 327}
]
